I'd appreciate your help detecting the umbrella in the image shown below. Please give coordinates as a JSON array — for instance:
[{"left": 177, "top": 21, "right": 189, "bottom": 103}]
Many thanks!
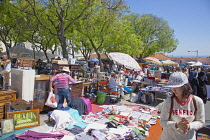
[
  {"left": 144, "top": 57, "right": 162, "bottom": 65},
  {"left": 108, "top": 52, "right": 141, "bottom": 70},
  {"left": 162, "top": 60, "right": 178, "bottom": 65},
  {"left": 87, "top": 58, "right": 99, "bottom": 63}
]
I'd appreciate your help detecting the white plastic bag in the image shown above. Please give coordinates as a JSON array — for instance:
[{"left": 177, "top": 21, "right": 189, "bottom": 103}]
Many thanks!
[
  {"left": 130, "top": 93, "right": 138, "bottom": 103},
  {"left": 45, "top": 91, "right": 58, "bottom": 108}
]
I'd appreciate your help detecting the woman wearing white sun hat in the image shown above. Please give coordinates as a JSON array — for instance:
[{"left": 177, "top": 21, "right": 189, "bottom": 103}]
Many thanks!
[{"left": 160, "top": 72, "right": 205, "bottom": 140}]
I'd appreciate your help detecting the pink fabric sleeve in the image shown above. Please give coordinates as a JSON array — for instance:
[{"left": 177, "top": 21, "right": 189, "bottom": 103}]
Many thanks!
[{"left": 68, "top": 75, "right": 76, "bottom": 83}]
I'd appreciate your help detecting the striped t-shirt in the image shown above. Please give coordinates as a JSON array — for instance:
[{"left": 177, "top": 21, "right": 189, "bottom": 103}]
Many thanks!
[{"left": 50, "top": 73, "right": 76, "bottom": 88}]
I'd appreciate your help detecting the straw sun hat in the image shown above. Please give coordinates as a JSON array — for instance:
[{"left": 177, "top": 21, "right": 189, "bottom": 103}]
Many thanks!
[
  {"left": 166, "top": 72, "right": 188, "bottom": 88},
  {"left": 60, "top": 67, "right": 70, "bottom": 72}
]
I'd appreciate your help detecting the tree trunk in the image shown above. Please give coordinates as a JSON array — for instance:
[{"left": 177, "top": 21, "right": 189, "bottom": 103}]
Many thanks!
[
  {"left": 3, "top": 41, "right": 11, "bottom": 59},
  {"left": 59, "top": 36, "right": 68, "bottom": 60},
  {"left": 59, "top": 16, "right": 68, "bottom": 60},
  {"left": 96, "top": 52, "right": 102, "bottom": 71},
  {"left": 43, "top": 50, "right": 49, "bottom": 63}
]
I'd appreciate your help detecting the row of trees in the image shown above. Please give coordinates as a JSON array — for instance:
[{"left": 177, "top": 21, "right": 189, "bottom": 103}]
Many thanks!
[{"left": 0, "top": 0, "right": 178, "bottom": 65}]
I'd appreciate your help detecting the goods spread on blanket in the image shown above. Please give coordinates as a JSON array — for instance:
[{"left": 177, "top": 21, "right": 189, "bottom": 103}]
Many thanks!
[
  {"left": 82, "top": 105, "right": 160, "bottom": 139},
  {"left": 3, "top": 105, "right": 160, "bottom": 140}
]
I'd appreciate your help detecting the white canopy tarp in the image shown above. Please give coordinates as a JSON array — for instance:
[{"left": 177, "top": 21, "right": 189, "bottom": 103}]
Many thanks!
[
  {"left": 190, "top": 61, "right": 202, "bottom": 66},
  {"left": 187, "top": 61, "right": 196, "bottom": 64}
]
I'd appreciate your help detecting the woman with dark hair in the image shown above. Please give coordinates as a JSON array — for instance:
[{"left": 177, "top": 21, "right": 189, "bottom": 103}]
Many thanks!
[
  {"left": 189, "top": 71, "right": 199, "bottom": 96},
  {"left": 197, "top": 68, "right": 208, "bottom": 103},
  {"left": 160, "top": 72, "right": 205, "bottom": 140},
  {"left": 206, "top": 68, "right": 210, "bottom": 100}
]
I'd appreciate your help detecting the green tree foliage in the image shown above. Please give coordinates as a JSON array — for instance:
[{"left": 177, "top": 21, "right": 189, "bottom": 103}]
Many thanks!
[
  {"left": 0, "top": 0, "right": 23, "bottom": 58},
  {"left": 104, "top": 20, "right": 143, "bottom": 57},
  {"left": 73, "top": 31, "right": 93, "bottom": 61},
  {"left": 13, "top": 0, "right": 97, "bottom": 59},
  {"left": 75, "top": 0, "right": 139, "bottom": 66},
  {"left": 125, "top": 14, "right": 178, "bottom": 59}
]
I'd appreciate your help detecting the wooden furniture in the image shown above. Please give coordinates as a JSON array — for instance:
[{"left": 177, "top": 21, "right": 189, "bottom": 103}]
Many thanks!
[
  {"left": 52, "top": 63, "right": 81, "bottom": 71},
  {"left": 70, "top": 82, "right": 84, "bottom": 100},
  {"left": 16, "top": 58, "right": 35, "bottom": 68},
  {"left": 84, "top": 82, "right": 95, "bottom": 94},
  {"left": 0, "top": 90, "right": 16, "bottom": 119},
  {"left": 34, "top": 75, "right": 52, "bottom": 111},
  {"left": 5, "top": 97, "right": 33, "bottom": 115}
]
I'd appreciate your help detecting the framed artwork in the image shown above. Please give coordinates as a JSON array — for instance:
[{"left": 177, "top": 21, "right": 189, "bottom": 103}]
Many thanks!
[
  {"left": 1, "top": 118, "right": 15, "bottom": 134},
  {"left": 6, "top": 109, "right": 40, "bottom": 129}
]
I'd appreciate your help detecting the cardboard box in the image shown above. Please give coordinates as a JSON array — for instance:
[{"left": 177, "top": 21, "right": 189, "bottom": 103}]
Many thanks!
[
  {"left": 52, "top": 60, "right": 68, "bottom": 64},
  {"left": 35, "top": 75, "right": 54, "bottom": 81}
]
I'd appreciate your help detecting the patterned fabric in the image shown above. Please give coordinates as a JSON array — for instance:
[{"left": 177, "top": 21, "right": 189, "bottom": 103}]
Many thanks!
[
  {"left": 166, "top": 72, "right": 189, "bottom": 88},
  {"left": 50, "top": 73, "right": 76, "bottom": 88}
]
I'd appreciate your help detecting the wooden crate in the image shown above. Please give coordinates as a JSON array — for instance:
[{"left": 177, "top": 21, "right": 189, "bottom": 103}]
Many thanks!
[
  {"left": 17, "top": 58, "right": 35, "bottom": 68},
  {"left": 52, "top": 60, "right": 68, "bottom": 64}
]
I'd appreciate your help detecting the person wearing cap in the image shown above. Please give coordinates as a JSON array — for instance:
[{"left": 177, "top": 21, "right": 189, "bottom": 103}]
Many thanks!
[
  {"left": 50, "top": 67, "right": 76, "bottom": 109},
  {"left": 160, "top": 72, "right": 205, "bottom": 140}
]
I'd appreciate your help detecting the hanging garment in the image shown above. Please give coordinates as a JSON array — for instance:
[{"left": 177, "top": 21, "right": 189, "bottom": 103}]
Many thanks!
[
  {"left": 79, "top": 97, "right": 92, "bottom": 114},
  {"left": 70, "top": 98, "right": 87, "bottom": 115}
]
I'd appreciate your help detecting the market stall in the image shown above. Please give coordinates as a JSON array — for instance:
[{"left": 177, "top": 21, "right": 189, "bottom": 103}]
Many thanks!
[{"left": 139, "top": 86, "right": 172, "bottom": 104}]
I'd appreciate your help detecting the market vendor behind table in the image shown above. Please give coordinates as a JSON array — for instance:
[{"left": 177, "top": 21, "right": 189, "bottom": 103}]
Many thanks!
[{"left": 49, "top": 66, "right": 77, "bottom": 109}]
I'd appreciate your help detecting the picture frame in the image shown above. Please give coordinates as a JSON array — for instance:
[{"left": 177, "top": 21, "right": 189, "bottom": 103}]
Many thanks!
[
  {"left": 6, "top": 109, "right": 40, "bottom": 129},
  {"left": 0, "top": 118, "right": 15, "bottom": 134}
]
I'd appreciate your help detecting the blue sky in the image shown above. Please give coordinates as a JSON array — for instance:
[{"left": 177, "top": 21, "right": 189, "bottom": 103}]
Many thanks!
[{"left": 125, "top": 0, "right": 210, "bottom": 57}]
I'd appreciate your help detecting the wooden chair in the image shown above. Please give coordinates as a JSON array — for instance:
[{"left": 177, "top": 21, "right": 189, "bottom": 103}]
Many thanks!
[{"left": 196, "top": 127, "right": 210, "bottom": 140}]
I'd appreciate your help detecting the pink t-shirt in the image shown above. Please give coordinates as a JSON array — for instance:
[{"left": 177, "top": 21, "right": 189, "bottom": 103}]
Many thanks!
[{"left": 50, "top": 73, "right": 76, "bottom": 88}]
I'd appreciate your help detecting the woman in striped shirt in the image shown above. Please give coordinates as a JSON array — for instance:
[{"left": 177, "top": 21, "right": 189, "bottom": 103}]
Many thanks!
[{"left": 50, "top": 67, "right": 76, "bottom": 109}]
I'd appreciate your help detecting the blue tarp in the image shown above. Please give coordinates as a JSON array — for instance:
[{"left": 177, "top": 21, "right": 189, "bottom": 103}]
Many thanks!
[{"left": 87, "top": 58, "right": 99, "bottom": 62}]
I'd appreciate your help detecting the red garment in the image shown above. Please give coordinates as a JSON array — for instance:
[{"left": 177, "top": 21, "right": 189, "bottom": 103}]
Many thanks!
[{"left": 50, "top": 73, "right": 76, "bottom": 88}]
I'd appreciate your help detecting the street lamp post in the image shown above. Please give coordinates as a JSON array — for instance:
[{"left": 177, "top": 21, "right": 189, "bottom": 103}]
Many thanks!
[{"left": 188, "top": 50, "right": 198, "bottom": 62}]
